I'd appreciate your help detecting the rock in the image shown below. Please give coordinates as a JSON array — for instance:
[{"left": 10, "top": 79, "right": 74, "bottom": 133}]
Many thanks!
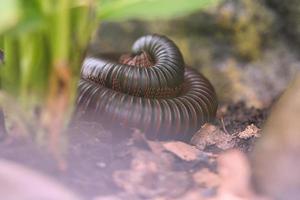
[
  {"left": 266, "top": 0, "right": 300, "bottom": 47},
  {"left": 216, "top": 0, "right": 275, "bottom": 60},
  {"left": 93, "top": 0, "right": 298, "bottom": 107}
]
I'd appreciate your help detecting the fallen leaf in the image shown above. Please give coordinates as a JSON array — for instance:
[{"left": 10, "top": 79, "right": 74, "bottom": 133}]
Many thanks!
[
  {"left": 113, "top": 168, "right": 191, "bottom": 198},
  {"left": 193, "top": 168, "right": 221, "bottom": 188},
  {"left": 113, "top": 149, "right": 192, "bottom": 198},
  {"left": 162, "top": 141, "right": 202, "bottom": 161},
  {"left": 191, "top": 123, "right": 235, "bottom": 150},
  {"left": 130, "top": 128, "right": 166, "bottom": 155},
  {"left": 146, "top": 140, "right": 166, "bottom": 155},
  {"left": 130, "top": 150, "right": 175, "bottom": 172},
  {"left": 238, "top": 124, "right": 261, "bottom": 139}
]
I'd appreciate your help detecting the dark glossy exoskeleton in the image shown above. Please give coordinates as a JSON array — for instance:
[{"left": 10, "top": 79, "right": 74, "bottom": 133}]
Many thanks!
[{"left": 77, "top": 34, "right": 218, "bottom": 141}]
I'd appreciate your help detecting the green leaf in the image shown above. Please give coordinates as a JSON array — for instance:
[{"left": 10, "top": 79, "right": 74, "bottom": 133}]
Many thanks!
[
  {"left": 0, "top": 0, "right": 44, "bottom": 37},
  {"left": 97, "top": 0, "right": 219, "bottom": 21},
  {"left": 0, "top": 0, "right": 21, "bottom": 34}
]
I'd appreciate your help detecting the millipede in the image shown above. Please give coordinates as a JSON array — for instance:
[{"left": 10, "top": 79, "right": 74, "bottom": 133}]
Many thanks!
[{"left": 76, "top": 34, "right": 218, "bottom": 141}]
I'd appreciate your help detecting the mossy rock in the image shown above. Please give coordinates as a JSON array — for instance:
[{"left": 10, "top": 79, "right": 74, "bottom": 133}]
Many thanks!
[{"left": 266, "top": 0, "right": 300, "bottom": 46}]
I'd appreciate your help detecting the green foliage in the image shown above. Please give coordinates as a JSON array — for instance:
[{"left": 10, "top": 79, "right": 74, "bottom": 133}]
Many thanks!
[
  {"left": 0, "top": 1, "right": 98, "bottom": 148},
  {"left": 0, "top": 0, "right": 220, "bottom": 35},
  {"left": 0, "top": 0, "right": 219, "bottom": 143},
  {"left": 0, "top": 0, "right": 96, "bottom": 102},
  {"left": 0, "top": 0, "right": 20, "bottom": 34},
  {"left": 98, "top": 0, "right": 219, "bottom": 21},
  {"left": 0, "top": 0, "right": 219, "bottom": 104}
]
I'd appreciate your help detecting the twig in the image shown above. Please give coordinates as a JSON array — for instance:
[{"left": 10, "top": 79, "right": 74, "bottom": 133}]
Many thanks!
[{"left": 220, "top": 117, "right": 230, "bottom": 135}]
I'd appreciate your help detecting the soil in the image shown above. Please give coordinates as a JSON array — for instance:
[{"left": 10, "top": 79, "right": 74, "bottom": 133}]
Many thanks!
[
  {"left": 0, "top": 101, "right": 270, "bottom": 199},
  {"left": 217, "top": 101, "right": 270, "bottom": 152}
]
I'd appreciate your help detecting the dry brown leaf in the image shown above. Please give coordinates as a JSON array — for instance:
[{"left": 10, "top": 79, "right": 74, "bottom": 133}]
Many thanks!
[
  {"left": 238, "top": 124, "right": 261, "bottom": 139},
  {"left": 113, "top": 150, "right": 192, "bottom": 198},
  {"left": 131, "top": 150, "right": 175, "bottom": 172},
  {"left": 191, "top": 123, "right": 235, "bottom": 150},
  {"left": 113, "top": 169, "right": 191, "bottom": 198},
  {"left": 131, "top": 128, "right": 166, "bottom": 155},
  {"left": 162, "top": 141, "right": 202, "bottom": 161},
  {"left": 146, "top": 140, "right": 166, "bottom": 155},
  {"left": 193, "top": 168, "right": 221, "bottom": 188}
]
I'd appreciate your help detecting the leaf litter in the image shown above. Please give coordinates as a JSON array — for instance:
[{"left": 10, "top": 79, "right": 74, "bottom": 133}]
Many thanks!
[{"left": 0, "top": 101, "right": 271, "bottom": 199}]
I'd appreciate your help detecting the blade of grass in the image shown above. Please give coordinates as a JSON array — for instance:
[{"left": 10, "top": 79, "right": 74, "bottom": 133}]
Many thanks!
[
  {"left": 1, "top": 36, "right": 20, "bottom": 96},
  {"left": 97, "top": 0, "right": 219, "bottom": 21},
  {"left": 0, "top": 0, "right": 20, "bottom": 34}
]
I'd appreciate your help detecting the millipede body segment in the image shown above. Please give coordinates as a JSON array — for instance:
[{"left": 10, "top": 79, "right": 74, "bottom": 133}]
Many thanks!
[{"left": 77, "top": 34, "right": 218, "bottom": 140}]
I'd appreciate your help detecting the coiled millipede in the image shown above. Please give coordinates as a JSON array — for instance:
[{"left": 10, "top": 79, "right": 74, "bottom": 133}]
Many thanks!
[{"left": 76, "top": 34, "right": 218, "bottom": 141}]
